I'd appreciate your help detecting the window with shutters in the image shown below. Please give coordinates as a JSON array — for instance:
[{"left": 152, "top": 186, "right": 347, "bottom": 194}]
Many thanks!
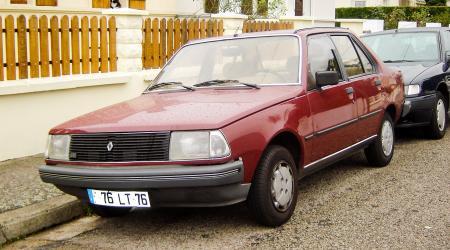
[
  {"left": 10, "top": 0, "right": 27, "bottom": 4},
  {"left": 36, "top": 0, "right": 57, "bottom": 6},
  {"left": 129, "top": 0, "right": 145, "bottom": 10},
  {"left": 93, "top": 0, "right": 110, "bottom": 8}
]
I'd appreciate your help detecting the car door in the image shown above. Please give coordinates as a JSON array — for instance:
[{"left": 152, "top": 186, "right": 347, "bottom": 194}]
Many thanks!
[
  {"left": 306, "top": 34, "right": 359, "bottom": 161},
  {"left": 330, "top": 35, "right": 384, "bottom": 140}
]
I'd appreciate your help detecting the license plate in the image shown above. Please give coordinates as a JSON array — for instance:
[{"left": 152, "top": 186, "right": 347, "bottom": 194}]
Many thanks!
[{"left": 87, "top": 189, "right": 150, "bottom": 208}]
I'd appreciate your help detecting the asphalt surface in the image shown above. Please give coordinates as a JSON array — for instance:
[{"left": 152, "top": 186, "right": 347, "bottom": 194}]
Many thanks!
[{"left": 6, "top": 127, "right": 450, "bottom": 249}]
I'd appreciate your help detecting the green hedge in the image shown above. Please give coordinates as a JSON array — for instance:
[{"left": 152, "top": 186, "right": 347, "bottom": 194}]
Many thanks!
[{"left": 336, "top": 7, "right": 450, "bottom": 29}]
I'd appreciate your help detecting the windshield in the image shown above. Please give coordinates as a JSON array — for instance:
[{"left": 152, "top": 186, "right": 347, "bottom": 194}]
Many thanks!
[
  {"left": 362, "top": 32, "right": 440, "bottom": 63},
  {"left": 150, "top": 36, "right": 300, "bottom": 90}
]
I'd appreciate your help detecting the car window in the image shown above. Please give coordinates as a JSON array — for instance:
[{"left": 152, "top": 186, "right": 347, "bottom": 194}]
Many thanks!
[
  {"left": 362, "top": 32, "right": 440, "bottom": 63},
  {"left": 307, "top": 36, "right": 342, "bottom": 90},
  {"left": 446, "top": 31, "right": 450, "bottom": 51},
  {"left": 354, "top": 43, "right": 374, "bottom": 74},
  {"left": 153, "top": 36, "right": 300, "bottom": 88},
  {"left": 331, "top": 36, "right": 364, "bottom": 77}
]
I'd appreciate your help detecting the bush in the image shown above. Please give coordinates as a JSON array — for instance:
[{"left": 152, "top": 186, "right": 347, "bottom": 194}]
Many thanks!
[{"left": 336, "top": 6, "right": 450, "bottom": 29}]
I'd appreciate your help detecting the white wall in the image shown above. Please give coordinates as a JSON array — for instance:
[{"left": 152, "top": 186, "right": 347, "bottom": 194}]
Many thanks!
[
  {"left": 336, "top": 0, "right": 402, "bottom": 7},
  {"left": 0, "top": 71, "right": 159, "bottom": 161},
  {"left": 303, "top": 0, "right": 335, "bottom": 19},
  {"left": 146, "top": 0, "right": 205, "bottom": 15}
]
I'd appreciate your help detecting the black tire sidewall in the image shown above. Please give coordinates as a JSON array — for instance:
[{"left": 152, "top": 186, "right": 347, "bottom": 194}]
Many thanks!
[
  {"left": 428, "top": 92, "right": 448, "bottom": 139},
  {"left": 248, "top": 145, "right": 298, "bottom": 227},
  {"left": 365, "top": 113, "right": 395, "bottom": 167}
]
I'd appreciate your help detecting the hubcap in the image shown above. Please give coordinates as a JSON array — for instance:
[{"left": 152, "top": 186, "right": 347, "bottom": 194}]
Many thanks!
[
  {"left": 381, "top": 120, "right": 394, "bottom": 156},
  {"left": 436, "top": 99, "right": 446, "bottom": 131},
  {"left": 271, "top": 161, "right": 294, "bottom": 212}
]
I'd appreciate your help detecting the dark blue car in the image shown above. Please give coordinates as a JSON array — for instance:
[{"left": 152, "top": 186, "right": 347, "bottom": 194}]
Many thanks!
[{"left": 362, "top": 27, "right": 450, "bottom": 139}]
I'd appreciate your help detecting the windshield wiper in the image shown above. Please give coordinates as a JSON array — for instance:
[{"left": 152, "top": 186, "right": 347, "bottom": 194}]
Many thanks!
[
  {"left": 193, "top": 79, "right": 260, "bottom": 89},
  {"left": 383, "top": 59, "right": 417, "bottom": 63},
  {"left": 145, "top": 81, "right": 195, "bottom": 92}
]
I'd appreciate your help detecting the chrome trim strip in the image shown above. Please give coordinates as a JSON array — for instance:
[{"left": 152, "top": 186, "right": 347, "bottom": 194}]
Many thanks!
[
  {"left": 307, "top": 109, "right": 384, "bottom": 140},
  {"left": 304, "top": 134, "right": 314, "bottom": 141},
  {"left": 360, "top": 109, "right": 383, "bottom": 120},
  {"left": 316, "top": 118, "right": 359, "bottom": 136},
  {"left": 304, "top": 135, "right": 377, "bottom": 168}
]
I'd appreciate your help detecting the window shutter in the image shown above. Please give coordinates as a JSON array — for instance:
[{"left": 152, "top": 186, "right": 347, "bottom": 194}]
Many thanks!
[
  {"left": 11, "top": 0, "right": 28, "bottom": 4},
  {"left": 92, "top": 0, "right": 110, "bottom": 8},
  {"left": 129, "top": 0, "right": 145, "bottom": 10},
  {"left": 36, "top": 0, "right": 57, "bottom": 6}
]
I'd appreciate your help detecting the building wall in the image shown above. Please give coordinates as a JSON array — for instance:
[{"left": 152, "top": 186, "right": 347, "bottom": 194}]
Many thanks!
[
  {"left": 0, "top": 0, "right": 205, "bottom": 15},
  {"left": 303, "top": 0, "right": 335, "bottom": 19},
  {"left": 0, "top": 70, "right": 159, "bottom": 161},
  {"left": 335, "top": 0, "right": 422, "bottom": 7}
]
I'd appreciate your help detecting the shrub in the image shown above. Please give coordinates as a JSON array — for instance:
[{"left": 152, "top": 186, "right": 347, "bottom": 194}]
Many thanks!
[{"left": 336, "top": 6, "right": 450, "bottom": 29}]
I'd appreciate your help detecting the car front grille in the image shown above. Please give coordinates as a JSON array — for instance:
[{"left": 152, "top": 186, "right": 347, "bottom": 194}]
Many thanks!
[{"left": 69, "top": 132, "right": 170, "bottom": 162}]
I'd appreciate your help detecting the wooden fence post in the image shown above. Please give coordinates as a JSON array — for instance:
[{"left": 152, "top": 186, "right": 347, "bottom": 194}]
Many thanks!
[
  {"left": 29, "top": 16, "right": 39, "bottom": 78},
  {"left": 5, "top": 15, "right": 16, "bottom": 80}
]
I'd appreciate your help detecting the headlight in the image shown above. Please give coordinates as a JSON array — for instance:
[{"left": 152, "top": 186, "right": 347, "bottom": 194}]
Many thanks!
[
  {"left": 404, "top": 84, "right": 421, "bottom": 96},
  {"left": 169, "top": 130, "right": 230, "bottom": 160},
  {"left": 45, "top": 135, "right": 71, "bottom": 160}
]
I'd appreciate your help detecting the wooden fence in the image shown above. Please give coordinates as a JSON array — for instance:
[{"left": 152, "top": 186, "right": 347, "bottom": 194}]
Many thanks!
[
  {"left": 142, "top": 18, "right": 223, "bottom": 69},
  {"left": 242, "top": 20, "right": 294, "bottom": 33},
  {"left": 0, "top": 15, "right": 117, "bottom": 81}
]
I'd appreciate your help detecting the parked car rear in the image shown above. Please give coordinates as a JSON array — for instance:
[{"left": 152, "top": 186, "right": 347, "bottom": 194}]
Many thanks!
[
  {"left": 40, "top": 28, "right": 404, "bottom": 227},
  {"left": 362, "top": 28, "right": 450, "bottom": 139}
]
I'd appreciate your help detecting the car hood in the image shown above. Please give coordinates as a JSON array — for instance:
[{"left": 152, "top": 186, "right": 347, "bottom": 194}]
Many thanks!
[
  {"left": 387, "top": 62, "right": 438, "bottom": 85},
  {"left": 51, "top": 86, "right": 300, "bottom": 134}
]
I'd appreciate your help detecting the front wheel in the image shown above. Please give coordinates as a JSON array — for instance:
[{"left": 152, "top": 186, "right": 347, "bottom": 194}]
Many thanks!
[
  {"left": 247, "top": 145, "right": 298, "bottom": 227},
  {"left": 364, "top": 113, "right": 395, "bottom": 167},
  {"left": 89, "top": 204, "right": 131, "bottom": 217},
  {"left": 427, "top": 92, "right": 447, "bottom": 140}
]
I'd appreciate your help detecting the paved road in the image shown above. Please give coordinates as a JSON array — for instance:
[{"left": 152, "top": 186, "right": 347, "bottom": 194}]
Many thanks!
[{"left": 6, "top": 128, "right": 450, "bottom": 249}]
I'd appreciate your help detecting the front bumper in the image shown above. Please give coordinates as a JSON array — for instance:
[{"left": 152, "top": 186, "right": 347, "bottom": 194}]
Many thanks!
[
  {"left": 398, "top": 94, "right": 436, "bottom": 128},
  {"left": 39, "top": 161, "right": 249, "bottom": 207}
]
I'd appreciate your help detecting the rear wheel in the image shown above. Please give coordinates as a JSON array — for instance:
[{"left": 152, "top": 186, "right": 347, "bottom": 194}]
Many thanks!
[
  {"left": 427, "top": 92, "right": 447, "bottom": 140},
  {"left": 247, "top": 145, "right": 298, "bottom": 227},
  {"left": 89, "top": 204, "right": 131, "bottom": 217},
  {"left": 365, "top": 113, "right": 395, "bottom": 167}
]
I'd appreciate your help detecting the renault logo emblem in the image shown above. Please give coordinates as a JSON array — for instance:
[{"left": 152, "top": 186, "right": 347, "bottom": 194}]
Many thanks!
[{"left": 106, "top": 141, "right": 114, "bottom": 151}]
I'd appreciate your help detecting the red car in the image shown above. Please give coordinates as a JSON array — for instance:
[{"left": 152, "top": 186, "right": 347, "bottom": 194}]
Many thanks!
[{"left": 40, "top": 28, "right": 404, "bottom": 227}]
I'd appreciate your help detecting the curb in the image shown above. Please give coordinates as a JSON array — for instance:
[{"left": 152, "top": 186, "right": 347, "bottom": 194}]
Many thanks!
[{"left": 0, "top": 195, "right": 84, "bottom": 246}]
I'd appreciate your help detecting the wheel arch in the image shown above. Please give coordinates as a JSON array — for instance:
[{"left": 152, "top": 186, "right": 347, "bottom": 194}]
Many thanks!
[
  {"left": 263, "top": 129, "right": 304, "bottom": 172},
  {"left": 385, "top": 104, "right": 397, "bottom": 121},
  {"left": 436, "top": 82, "right": 449, "bottom": 108}
]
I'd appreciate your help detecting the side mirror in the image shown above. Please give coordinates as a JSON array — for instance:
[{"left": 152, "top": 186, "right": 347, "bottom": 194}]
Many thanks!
[
  {"left": 446, "top": 51, "right": 450, "bottom": 64},
  {"left": 316, "top": 71, "right": 339, "bottom": 88}
]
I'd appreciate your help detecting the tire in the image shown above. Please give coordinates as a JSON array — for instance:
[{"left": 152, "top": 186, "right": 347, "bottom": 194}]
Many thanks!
[
  {"left": 364, "top": 113, "right": 395, "bottom": 167},
  {"left": 247, "top": 145, "right": 298, "bottom": 227},
  {"left": 89, "top": 204, "right": 131, "bottom": 217},
  {"left": 427, "top": 92, "right": 448, "bottom": 140}
]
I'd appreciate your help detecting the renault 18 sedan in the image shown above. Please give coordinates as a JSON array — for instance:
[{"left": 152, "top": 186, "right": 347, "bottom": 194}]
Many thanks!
[{"left": 40, "top": 28, "right": 404, "bottom": 227}]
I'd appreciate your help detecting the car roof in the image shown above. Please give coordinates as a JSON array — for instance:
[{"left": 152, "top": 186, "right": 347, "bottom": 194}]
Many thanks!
[
  {"left": 187, "top": 27, "right": 353, "bottom": 44},
  {"left": 362, "top": 27, "right": 450, "bottom": 37}
]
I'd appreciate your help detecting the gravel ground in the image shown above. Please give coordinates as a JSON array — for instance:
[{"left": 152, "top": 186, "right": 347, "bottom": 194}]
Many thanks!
[
  {"left": 0, "top": 154, "right": 63, "bottom": 213},
  {"left": 7, "top": 128, "right": 450, "bottom": 249}
]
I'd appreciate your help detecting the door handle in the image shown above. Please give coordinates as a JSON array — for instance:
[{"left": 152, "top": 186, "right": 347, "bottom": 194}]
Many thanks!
[
  {"left": 375, "top": 79, "right": 382, "bottom": 86},
  {"left": 345, "top": 87, "right": 354, "bottom": 95}
]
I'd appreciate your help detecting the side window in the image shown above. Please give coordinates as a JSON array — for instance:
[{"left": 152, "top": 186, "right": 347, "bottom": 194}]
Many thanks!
[
  {"left": 307, "top": 36, "right": 342, "bottom": 90},
  {"left": 331, "top": 36, "right": 364, "bottom": 77},
  {"left": 354, "top": 43, "right": 374, "bottom": 74},
  {"left": 446, "top": 31, "right": 450, "bottom": 51}
]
